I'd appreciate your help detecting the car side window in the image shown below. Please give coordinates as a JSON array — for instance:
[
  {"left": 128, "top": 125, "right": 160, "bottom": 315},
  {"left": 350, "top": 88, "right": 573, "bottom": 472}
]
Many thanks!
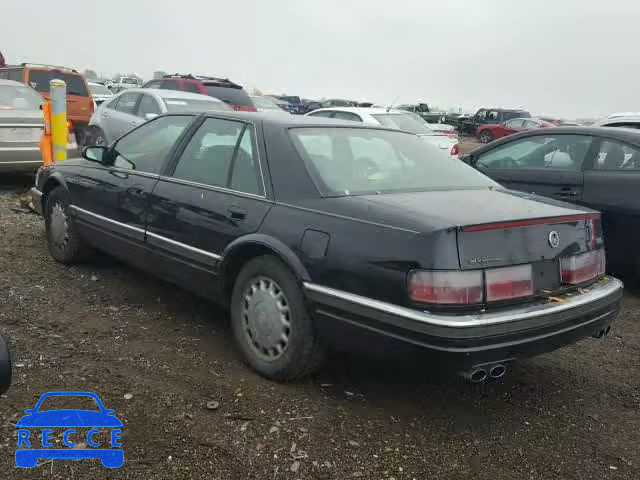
[
  {"left": 486, "top": 110, "right": 499, "bottom": 121},
  {"left": 105, "top": 95, "right": 120, "bottom": 110},
  {"left": 137, "top": 94, "right": 161, "bottom": 118},
  {"left": 183, "top": 82, "right": 200, "bottom": 94},
  {"left": 114, "top": 92, "right": 141, "bottom": 115},
  {"left": 475, "top": 110, "right": 486, "bottom": 121},
  {"left": 112, "top": 115, "right": 193, "bottom": 174},
  {"left": 145, "top": 80, "right": 163, "bottom": 89},
  {"left": 505, "top": 119, "right": 524, "bottom": 128},
  {"left": 476, "top": 135, "right": 592, "bottom": 171},
  {"left": 171, "top": 117, "right": 246, "bottom": 188},
  {"left": 523, "top": 120, "right": 539, "bottom": 129},
  {"left": 161, "top": 79, "right": 180, "bottom": 90},
  {"left": 333, "top": 112, "right": 362, "bottom": 122},
  {"left": 603, "top": 122, "right": 640, "bottom": 130},
  {"left": 230, "top": 127, "right": 264, "bottom": 195},
  {"left": 592, "top": 140, "right": 640, "bottom": 171}
]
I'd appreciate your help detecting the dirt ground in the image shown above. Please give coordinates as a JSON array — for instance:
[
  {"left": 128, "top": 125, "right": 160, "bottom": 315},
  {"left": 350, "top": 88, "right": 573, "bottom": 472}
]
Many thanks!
[{"left": 0, "top": 174, "right": 639, "bottom": 480}]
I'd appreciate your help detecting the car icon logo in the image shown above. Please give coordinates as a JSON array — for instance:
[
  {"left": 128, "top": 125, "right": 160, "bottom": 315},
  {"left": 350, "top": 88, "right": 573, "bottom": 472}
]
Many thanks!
[
  {"left": 548, "top": 231, "right": 560, "bottom": 248},
  {"left": 15, "top": 391, "right": 124, "bottom": 468}
]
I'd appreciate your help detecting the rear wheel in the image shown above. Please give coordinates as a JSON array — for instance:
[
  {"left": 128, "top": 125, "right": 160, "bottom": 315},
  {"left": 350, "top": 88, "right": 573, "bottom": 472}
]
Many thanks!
[
  {"left": 230, "top": 256, "right": 325, "bottom": 380},
  {"left": 44, "top": 187, "right": 89, "bottom": 264},
  {"left": 479, "top": 130, "right": 493, "bottom": 144}
]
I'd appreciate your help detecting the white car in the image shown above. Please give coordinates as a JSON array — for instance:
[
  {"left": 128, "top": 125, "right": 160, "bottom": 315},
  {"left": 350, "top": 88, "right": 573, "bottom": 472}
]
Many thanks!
[
  {"left": 88, "top": 88, "right": 231, "bottom": 146},
  {"left": 305, "top": 107, "right": 459, "bottom": 157},
  {"left": 88, "top": 82, "right": 114, "bottom": 109},
  {"left": 591, "top": 115, "right": 640, "bottom": 130}
]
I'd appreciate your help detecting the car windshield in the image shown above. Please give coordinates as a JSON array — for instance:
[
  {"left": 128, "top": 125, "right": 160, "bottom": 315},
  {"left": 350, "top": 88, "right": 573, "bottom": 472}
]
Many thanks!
[
  {"left": 290, "top": 127, "right": 497, "bottom": 196},
  {"left": 0, "top": 85, "right": 43, "bottom": 110},
  {"left": 252, "top": 97, "right": 280, "bottom": 110},
  {"left": 89, "top": 83, "right": 111, "bottom": 95},
  {"left": 37, "top": 395, "right": 101, "bottom": 412},
  {"left": 163, "top": 98, "right": 232, "bottom": 113},
  {"left": 371, "top": 113, "right": 434, "bottom": 135}
]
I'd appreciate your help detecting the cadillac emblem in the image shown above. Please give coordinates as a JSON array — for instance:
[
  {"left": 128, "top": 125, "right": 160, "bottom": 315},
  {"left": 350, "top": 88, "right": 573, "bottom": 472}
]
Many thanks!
[{"left": 548, "top": 231, "right": 560, "bottom": 248}]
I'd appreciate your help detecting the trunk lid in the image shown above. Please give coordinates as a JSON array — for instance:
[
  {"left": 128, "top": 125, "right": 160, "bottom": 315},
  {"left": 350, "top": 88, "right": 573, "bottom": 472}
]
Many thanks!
[{"left": 0, "top": 110, "right": 43, "bottom": 146}]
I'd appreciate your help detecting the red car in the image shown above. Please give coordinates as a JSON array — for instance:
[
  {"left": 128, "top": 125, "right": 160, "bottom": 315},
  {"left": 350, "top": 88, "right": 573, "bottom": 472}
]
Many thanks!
[
  {"left": 476, "top": 117, "right": 553, "bottom": 143},
  {"left": 142, "top": 74, "right": 256, "bottom": 112}
]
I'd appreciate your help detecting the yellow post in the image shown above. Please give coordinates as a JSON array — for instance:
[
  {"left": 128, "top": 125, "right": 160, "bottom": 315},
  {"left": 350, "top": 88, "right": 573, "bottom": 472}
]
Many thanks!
[{"left": 50, "top": 79, "right": 67, "bottom": 162}]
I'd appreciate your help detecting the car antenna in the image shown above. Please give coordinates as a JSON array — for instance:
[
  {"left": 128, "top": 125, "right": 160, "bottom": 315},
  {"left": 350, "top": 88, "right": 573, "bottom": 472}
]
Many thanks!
[{"left": 387, "top": 95, "right": 399, "bottom": 112}]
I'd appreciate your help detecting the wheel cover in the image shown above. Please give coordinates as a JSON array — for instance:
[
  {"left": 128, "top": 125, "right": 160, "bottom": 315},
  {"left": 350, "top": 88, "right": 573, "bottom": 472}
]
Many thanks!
[
  {"left": 50, "top": 203, "right": 69, "bottom": 250},
  {"left": 241, "top": 276, "right": 291, "bottom": 361}
]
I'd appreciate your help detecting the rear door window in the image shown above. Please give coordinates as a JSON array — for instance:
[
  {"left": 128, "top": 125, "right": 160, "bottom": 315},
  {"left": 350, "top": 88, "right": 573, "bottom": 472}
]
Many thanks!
[
  {"left": 333, "top": 112, "right": 362, "bottom": 122},
  {"left": 308, "top": 111, "right": 335, "bottom": 118},
  {"left": 505, "top": 119, "right": 525, "bottom": 128},
  {"left": 114, "top": 92, "right": 142, "bottom": 115},
  {"left": 137, "top": 94, "right": 162, "bottom": 118},
  {"left": 204, "top": 85, "right": 253, "bottom": 106},
  {"left": 592, "top": 140, "right": 640, "bottom": 170}
]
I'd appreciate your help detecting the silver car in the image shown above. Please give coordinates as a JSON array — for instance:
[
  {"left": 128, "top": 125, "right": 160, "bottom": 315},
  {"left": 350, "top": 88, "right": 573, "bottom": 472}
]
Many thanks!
[
  {"left": 0, "top": 79, "right": 77, "bottom": 173},
  {"left": 88, "top": 88, "right": 232, "bottom": 146}
]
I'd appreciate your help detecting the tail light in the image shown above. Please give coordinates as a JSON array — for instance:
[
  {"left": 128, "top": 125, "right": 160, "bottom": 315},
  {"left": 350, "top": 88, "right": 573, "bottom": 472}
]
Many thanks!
[
  {"left": 560, "top": 249, "right": 605, "bottom": 285},
  {"left": 450, "top": 143, "right": 460, "bottom": 156},
  {"left": 409, "top": 270, "right": 483, "bottom": 304},
  {"left": 485, "top": 265, "right": 533, "bottom": 301},
  {"left": 233, "top": 104, "right": 257, "bottom": 112},
  {"left": 67, "top": 120, "right": 73, "bottom": 131}
]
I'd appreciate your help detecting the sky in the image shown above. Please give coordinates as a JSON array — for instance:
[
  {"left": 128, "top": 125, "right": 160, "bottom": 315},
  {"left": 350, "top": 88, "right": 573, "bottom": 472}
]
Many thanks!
[{"left": 2, "top": 0, "right": 638, "bottom": 119}]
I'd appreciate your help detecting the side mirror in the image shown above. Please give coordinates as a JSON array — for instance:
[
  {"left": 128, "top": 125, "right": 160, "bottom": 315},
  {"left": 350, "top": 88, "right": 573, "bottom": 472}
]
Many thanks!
[
  {"left": 82, "top": 146, "right": 108, "bottom": 164},
  {"left": 144, "top": 113, "right": 158, "bottom": 121}
]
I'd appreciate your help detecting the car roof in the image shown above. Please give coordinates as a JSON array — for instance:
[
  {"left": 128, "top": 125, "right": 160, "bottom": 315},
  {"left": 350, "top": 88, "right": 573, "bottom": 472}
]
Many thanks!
[
  {"left": 117, "top": 88, "right": 224, "bottom": 102},
  {"left": 592, "top": 116, "right": 640, "bottom": 125},
  {"left": 0, "top": 79, "right": 26, "bottom": 87}
]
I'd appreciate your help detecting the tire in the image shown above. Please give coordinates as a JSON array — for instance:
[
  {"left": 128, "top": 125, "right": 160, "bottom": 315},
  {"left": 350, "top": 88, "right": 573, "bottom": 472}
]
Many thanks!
[
  {"left": 230, "top": 255, "right": 325, "bottom": 380},
  {"left": 91, "top": 127, "right": 108, "bottom": 147},
  {"left": 44, "top": 187, "right": 89, "bottom": 264},
  {"left": 479, "top": 130, "right": 493, "bottom": 144}
]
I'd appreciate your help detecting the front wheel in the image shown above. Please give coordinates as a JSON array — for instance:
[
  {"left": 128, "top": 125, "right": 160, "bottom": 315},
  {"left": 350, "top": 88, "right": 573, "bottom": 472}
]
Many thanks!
[
  {"left": 44, "top": 187, "right": 89, "bottom": 264},
  {"left": 230, "top": 256, "right": 325, "bottom": 380}
]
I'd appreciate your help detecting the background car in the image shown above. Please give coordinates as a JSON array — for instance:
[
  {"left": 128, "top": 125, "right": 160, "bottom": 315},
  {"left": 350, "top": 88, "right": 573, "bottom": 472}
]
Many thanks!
[
  {"left": 459, "top": 108, "right": 531, "bottom": 136},
  {"left": 461, "top": 126, "right": 640, "bottom": 274},
  {"left": 88, "top": 88, "right": 231, "bottom": 146},
  {"left": 251, "top": 96, "right": 290, "bottom": 114},
  {"left": 271, "top": 95, "right": 306, "bottom": 114},
  {"left": 476, "top": 117, "right": 553, "bottom": 144},
  {"left": 0, "top": 79, "right": 76, "bottom": 172},
  {"left": 88, "top": 81, "right": 113, "bottom": 108},
  {"left": 0, "top": 63, "right": 93, "bottom": 145},
  {"left": 306, "top": 107, "right": 460, "bottom": 157},
  {"left": 143, "top": 74, "right": 257, "bottom": 112},
  {"left": 590, "top": 115, "right": 640, "bottom": 129},
  {"left": 108, "top": 76, "right": 141, "bottom": 93},
  {"left": 396, "top": 103, "right": 446, "bottom": 124},
  {"left": 319, "top": 99, "right": 357, "bottom": 108}
]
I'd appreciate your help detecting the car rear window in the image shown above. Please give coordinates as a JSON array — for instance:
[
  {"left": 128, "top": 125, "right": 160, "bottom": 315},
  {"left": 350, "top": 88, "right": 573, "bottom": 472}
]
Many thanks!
[
  {"left": 0, "top": 84, "right": 43, "bottom": 110},
  {"left": 204, "top": 85, "right": 254, "bottom": 106},
  {"left": 0, "top": 69, "right": 24, "bottom": 82},
  {"left": 163, "top": 98, "right": 232, "bottom": 113},
  {"left": 27, "top": 70, "right": 89, "bottom": 96},
  {"left": 290, "top": 127, "right": 496, "bottom": 196}
]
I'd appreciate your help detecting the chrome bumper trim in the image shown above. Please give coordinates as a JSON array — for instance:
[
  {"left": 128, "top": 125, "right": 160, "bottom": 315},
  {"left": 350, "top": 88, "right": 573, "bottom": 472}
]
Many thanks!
[{"left": 303, "top": 277, "right": 623, "bottom": 328}]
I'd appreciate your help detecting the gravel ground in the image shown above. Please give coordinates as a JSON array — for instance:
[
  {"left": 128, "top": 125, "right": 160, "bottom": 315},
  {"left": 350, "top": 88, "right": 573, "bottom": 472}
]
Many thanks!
[{"left": 0, "top": 177, "right": 639, "bottom": 480}]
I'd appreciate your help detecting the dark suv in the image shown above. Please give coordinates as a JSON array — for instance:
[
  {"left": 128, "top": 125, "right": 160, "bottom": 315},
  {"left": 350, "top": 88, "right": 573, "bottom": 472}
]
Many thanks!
[
  {"left": 460, "top": 108, "right": 531, "bottom": 135},
  {"left": 142, "top": 74, "right": 256, "bottom": 112}
]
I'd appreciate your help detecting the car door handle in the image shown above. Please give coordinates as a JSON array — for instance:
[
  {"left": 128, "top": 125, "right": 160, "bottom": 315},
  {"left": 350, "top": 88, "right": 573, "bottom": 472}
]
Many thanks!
[
  {"left": 227, "top": 206, "right": 247, "bottom": 221},
  {"left": 557, "top": 187, "right": 577, "bottom": 197}
]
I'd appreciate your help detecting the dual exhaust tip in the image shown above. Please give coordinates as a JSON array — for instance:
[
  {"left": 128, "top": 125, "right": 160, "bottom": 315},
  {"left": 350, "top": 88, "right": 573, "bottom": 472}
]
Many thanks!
[{"left": 466, "top": 364, "right": 507, "bottom": 383}]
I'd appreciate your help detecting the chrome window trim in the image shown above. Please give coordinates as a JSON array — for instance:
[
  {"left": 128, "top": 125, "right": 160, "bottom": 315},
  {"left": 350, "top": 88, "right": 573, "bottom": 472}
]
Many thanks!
[
  {"left": 70, "top": 205, "right": 145, "bottom": 234},
  {"left": 110, "top": 166, "right": 161, "bottom": 179},
  {"left": 303, "top": 277, "right": 623, "bottom": 328},
  {"left": 146, "top": 231, "right": 222, "bottom": 260},
  {"left": 157, "top": 175, "right": 271, "bottom": 202}
]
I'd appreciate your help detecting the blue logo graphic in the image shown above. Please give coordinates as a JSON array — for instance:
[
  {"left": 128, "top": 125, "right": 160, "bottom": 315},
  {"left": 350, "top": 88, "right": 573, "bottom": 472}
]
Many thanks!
[{"left": 15, "top": 391, "right": 123, "bottom": 468}]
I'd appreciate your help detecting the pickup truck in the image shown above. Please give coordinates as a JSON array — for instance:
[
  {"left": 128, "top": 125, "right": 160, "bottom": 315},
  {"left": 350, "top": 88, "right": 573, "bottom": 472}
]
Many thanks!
[
  {"left": 107, "top": 76, "right": 141, "bottom": 94},
  {"left": 459, "top": 108, "right": 530, "bottom": 135},
  {"left": 395, "top": 103, "right": 445, "bottom": 124}
]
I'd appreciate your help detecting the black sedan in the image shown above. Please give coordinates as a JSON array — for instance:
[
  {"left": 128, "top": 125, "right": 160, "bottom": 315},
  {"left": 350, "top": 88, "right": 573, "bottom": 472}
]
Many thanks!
[
  {"left": 461, "top": 126, "right": 640, "bottom": 274},
  {"left": 31, "top": 113, "right": 623, "bottom": 382}
]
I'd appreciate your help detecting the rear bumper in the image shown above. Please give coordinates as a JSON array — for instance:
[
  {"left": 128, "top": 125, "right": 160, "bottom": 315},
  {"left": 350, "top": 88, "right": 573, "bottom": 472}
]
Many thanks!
[
  {"left": 30, "top": 187, "right": 43, "bottom": 215},
  {"left": 305, "top": 277, "right": 623, "bottom": 369},
  {"left": 0, "top": 147, "right": 41, "bottom": 172}
]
